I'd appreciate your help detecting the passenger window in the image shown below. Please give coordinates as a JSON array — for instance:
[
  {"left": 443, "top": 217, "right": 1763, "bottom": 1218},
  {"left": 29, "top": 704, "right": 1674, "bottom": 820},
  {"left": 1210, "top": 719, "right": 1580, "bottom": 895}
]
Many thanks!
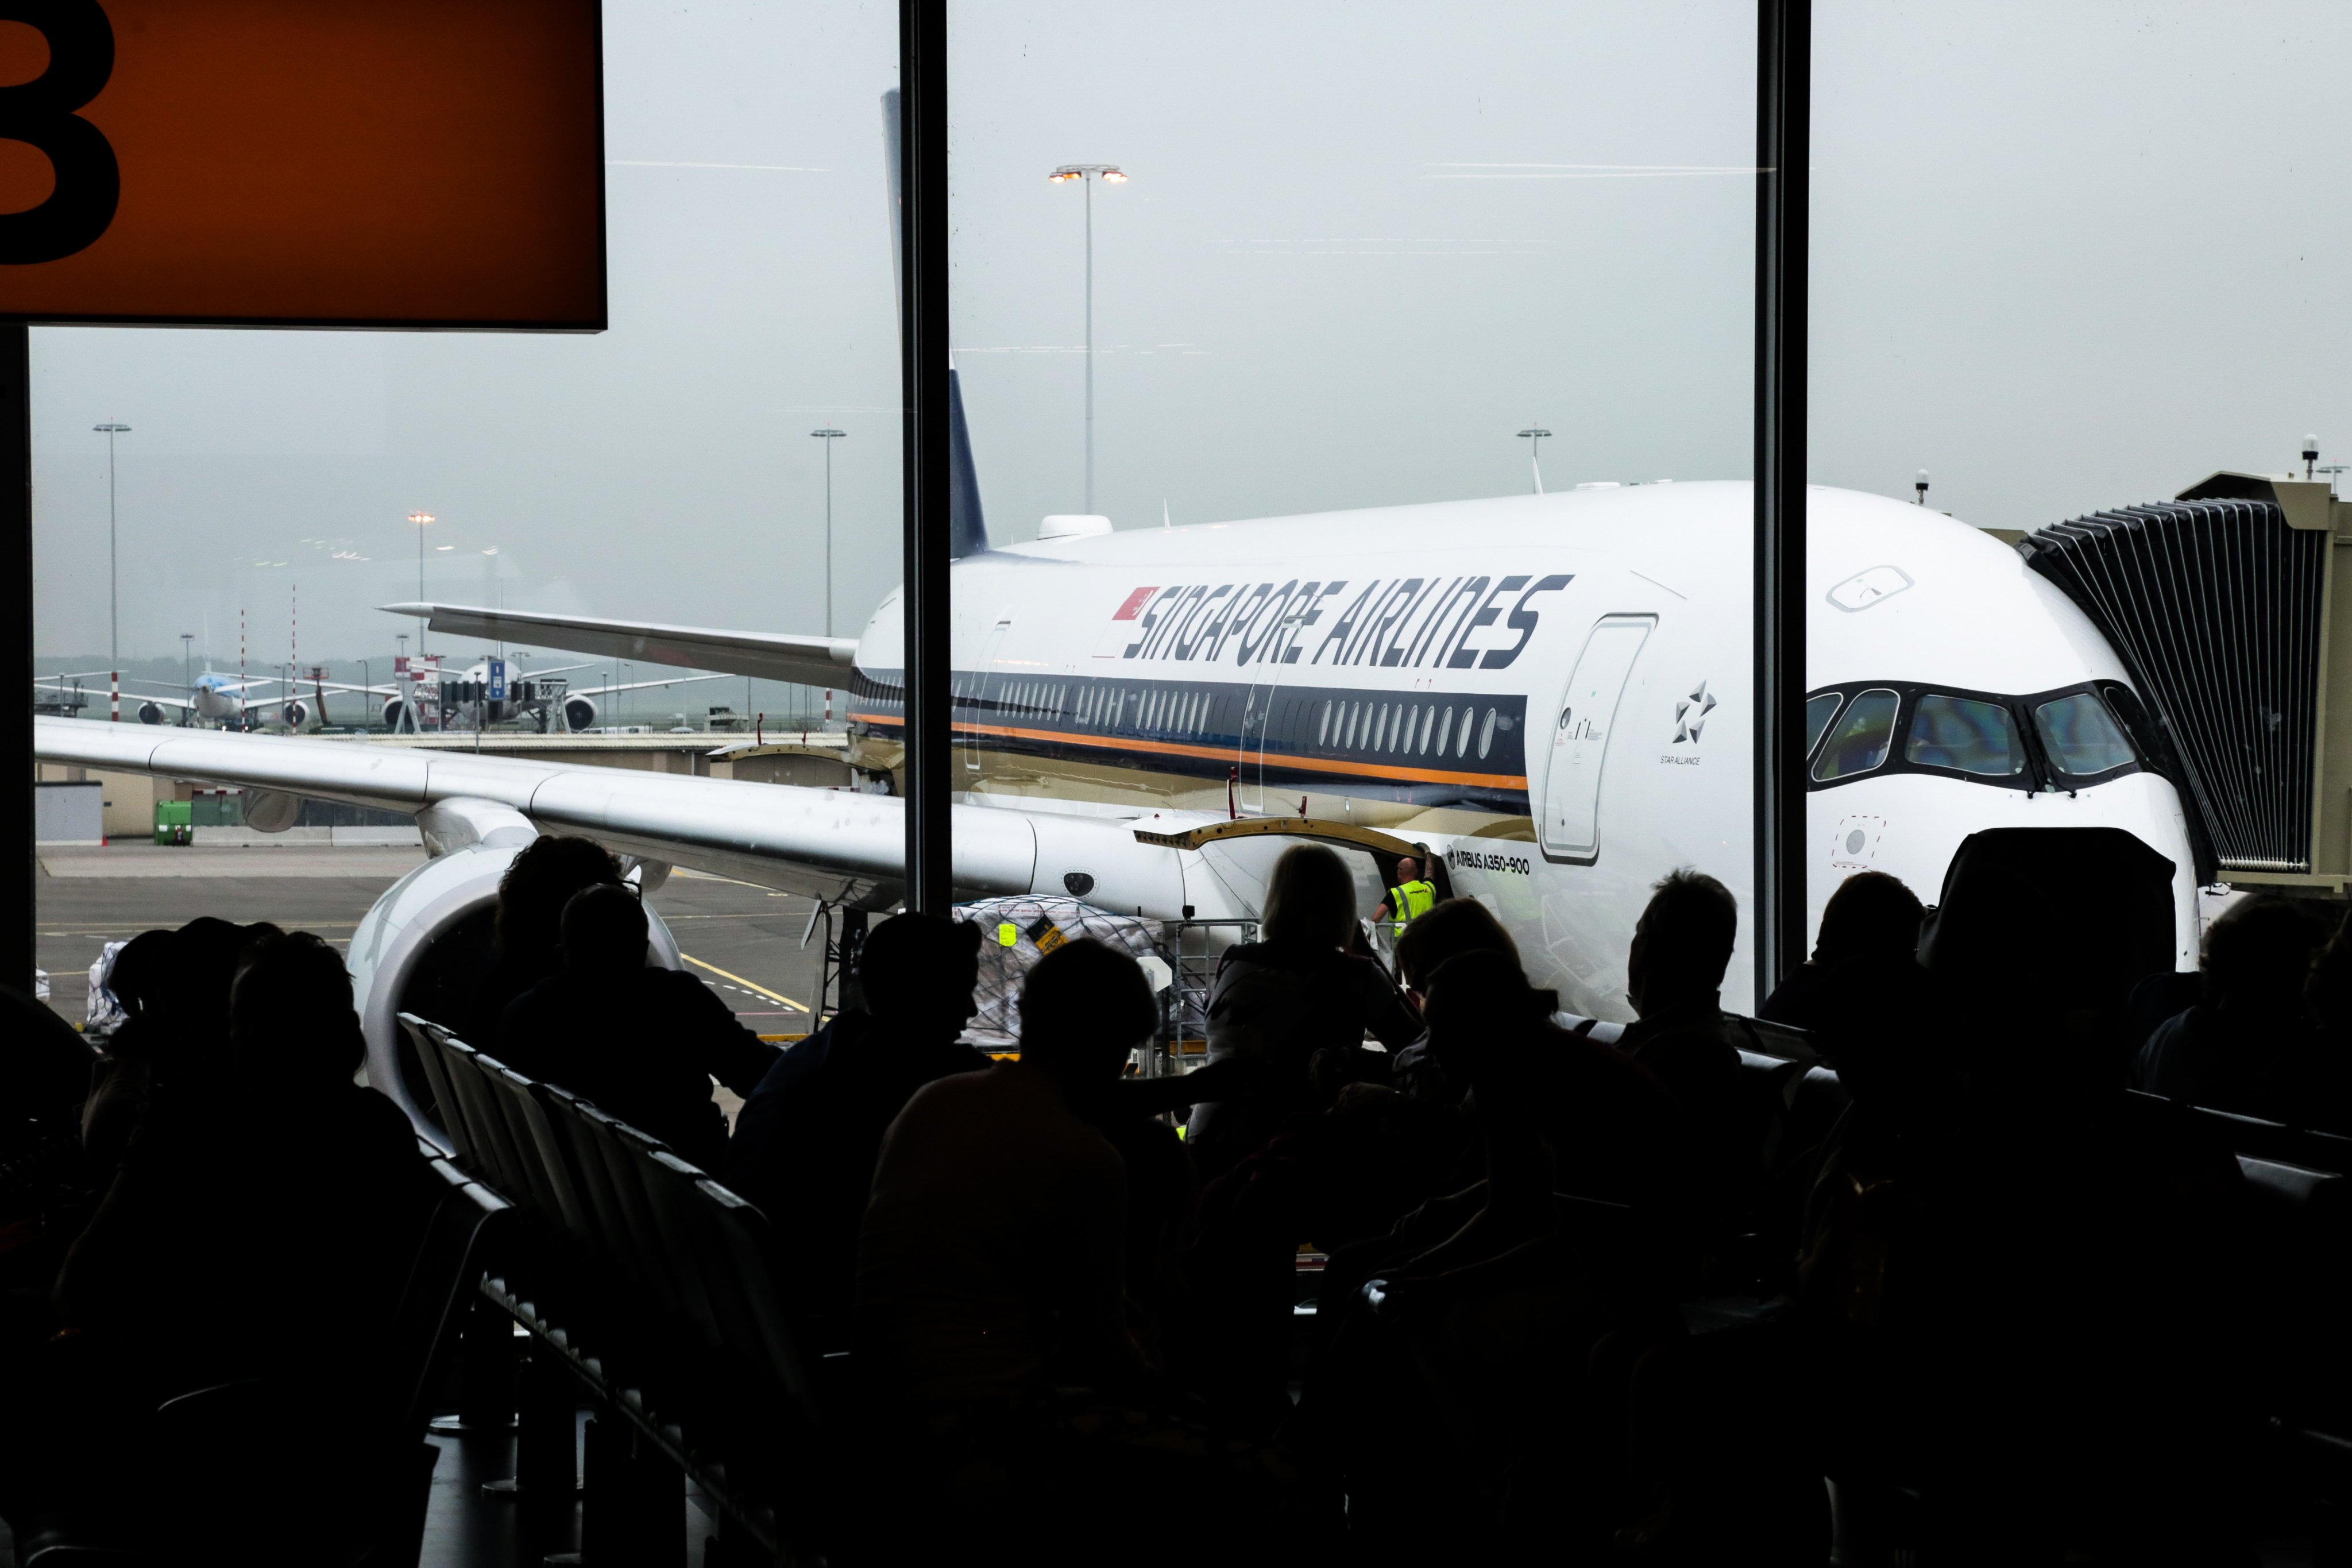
[
  {"left": 1478, "top": 706, "right": 1497, "bottom": 759},
  {"left": 1437, "top": 707, "right": 1454, "bottom": 755},
  {"left": 1811, "top": 688, "right": 1899, "bottom": 781},
  {"left": 2033, "top": 690, "right": 2135, "bottom": 777},
  {"left": 1905, "top": 693, "right": 2023, "bottom": 777},
  {"left": 1805, "top": 692, "right": 1841, "bottom": 755},
  {"left": 1318, "top": 700, "right": 1333, "bottom": 746}
]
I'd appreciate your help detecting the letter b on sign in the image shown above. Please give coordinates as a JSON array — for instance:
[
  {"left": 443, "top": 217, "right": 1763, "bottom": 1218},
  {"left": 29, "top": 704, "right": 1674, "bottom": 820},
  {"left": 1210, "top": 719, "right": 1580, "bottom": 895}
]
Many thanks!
[{"left": 0, "top": 0, "right": 117, "bottom": 264}]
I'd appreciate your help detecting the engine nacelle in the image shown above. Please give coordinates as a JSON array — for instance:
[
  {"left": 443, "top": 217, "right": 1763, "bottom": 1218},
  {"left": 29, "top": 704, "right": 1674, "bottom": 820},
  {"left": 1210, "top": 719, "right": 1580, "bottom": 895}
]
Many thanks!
[
  {"left": 562, "top": 694, "right": 598, "bottom": 732},
  {"left": 382, "top": 697, "right": 407, "bottom": 730},
  {"left": 279, "top": 698, "right": 310, "bottom": 729},
  {"left": 136, "top": 701, "right": 167, "bottom": 725},
  {"left": 347, "top": 803, "right": 686, "bottom": 1147}
]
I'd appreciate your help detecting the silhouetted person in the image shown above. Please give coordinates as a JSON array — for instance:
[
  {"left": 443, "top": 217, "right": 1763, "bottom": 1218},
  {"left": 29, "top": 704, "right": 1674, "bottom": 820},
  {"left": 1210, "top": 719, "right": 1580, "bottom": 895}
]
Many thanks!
[
  {"left": 82, "top": 918, "right": 280, "bottom": 1183},
  {"left": 2256, "top": 909, "right": 2352, "bottom": 1134},
  {"left": 469, "top": 835, "right": 624, "bottom": 1045},
  {"left": 497, "top": 884, "right": 771, "bottom": 1169},
  {"left": 1758, "top": 870, "right": 1924, "bottom": 1034},
  {"left": 858, "top": 937, "right": 1150, "bottom": 1407},
  {"left": 2130, "top": 893, "right": 2328, "bottom": 1113},
  {"left": 728, "top": 913, "right": 988, "bottom": 1341},
  {"left": 1617, "top": 870, "right": 1741, "bottom": 1118},
  {"left": 1384, "top": 895, "right": 1525, "bottom": 1106},
  {"left": 55, "top": 932, "right": 426, "bottom": 1400},
  {"left": 1186, "top": 844, "right": 1420, "bottom": 1179}
]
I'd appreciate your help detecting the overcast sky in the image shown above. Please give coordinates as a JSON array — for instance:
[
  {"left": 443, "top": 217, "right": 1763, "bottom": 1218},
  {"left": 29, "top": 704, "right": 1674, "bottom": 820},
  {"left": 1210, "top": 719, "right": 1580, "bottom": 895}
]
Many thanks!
[{"left": 32, "top": 1, "right": 2352, "bottom": 665}]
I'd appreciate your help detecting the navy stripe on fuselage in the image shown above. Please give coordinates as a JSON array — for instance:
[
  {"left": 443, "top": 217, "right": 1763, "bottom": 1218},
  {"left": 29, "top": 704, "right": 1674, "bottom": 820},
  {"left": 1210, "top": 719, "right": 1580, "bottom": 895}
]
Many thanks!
[{"left": 852, "top": 670, "right": 1531, "bottom": 811}]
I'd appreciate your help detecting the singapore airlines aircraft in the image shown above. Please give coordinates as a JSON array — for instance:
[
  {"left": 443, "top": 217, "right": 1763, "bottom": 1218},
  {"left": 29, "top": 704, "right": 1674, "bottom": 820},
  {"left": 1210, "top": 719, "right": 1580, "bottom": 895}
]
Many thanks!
[{"left": 31, "top": 91, "right": 2198, "bottom": 1116}]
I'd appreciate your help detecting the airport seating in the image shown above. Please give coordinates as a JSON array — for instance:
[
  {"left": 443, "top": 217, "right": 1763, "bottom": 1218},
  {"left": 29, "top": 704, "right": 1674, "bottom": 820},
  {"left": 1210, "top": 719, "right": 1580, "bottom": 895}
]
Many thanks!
[
  {"left": 397, "top": 1013, "right": 830, "bottom": 1565},
  {"left": 18, "top": 1152, "right": 512, "bottom": 1568}
]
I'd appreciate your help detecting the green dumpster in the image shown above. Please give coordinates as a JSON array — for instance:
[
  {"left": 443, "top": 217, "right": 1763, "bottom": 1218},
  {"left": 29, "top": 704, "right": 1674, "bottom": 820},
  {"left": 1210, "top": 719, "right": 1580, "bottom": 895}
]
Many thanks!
[{"left": 153, "top": 799, "right": 192, "bottom": 846}]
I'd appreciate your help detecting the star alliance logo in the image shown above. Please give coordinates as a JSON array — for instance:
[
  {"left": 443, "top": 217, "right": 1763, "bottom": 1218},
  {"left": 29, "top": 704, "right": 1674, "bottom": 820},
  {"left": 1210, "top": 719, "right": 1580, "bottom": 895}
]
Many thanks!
[{"left": 1674, "top": 681, "right": 1716, "bottom": 744}]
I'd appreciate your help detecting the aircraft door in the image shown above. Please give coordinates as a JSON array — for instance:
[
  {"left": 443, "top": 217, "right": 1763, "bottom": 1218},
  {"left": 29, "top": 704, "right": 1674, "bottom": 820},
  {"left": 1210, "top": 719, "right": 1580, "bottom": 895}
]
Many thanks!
[{"left": 1540, "top": 615, "right": 1655, "bottom": 862}]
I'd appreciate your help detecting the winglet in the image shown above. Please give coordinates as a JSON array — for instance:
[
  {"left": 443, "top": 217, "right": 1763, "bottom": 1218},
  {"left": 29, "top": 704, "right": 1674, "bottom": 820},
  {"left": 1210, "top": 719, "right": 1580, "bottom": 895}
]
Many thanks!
[{"left": 884, "top": 86, "right": 990, "bottom": 559}]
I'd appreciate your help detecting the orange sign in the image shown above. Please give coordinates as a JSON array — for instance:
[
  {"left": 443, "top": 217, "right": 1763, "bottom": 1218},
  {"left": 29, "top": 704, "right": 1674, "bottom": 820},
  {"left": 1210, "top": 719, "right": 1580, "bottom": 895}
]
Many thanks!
[{"left": 0, "top": 0, "right": 603, "bottom": 328}]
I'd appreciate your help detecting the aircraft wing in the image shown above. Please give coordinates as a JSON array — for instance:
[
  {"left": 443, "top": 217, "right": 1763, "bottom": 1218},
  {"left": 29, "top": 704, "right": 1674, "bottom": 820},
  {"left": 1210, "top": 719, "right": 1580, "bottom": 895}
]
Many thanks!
[
  {"left": 565, "top": 672, "right": 732, "bottom": 700},
  {"left": 42, "top": 682, "right": 192, "bottom": 710},
  {"left": 32, "top": 716, "right": 1188, "bottom": 916},
  {"left": 381, "top": 603, "right": 864, "bottom": 689}
]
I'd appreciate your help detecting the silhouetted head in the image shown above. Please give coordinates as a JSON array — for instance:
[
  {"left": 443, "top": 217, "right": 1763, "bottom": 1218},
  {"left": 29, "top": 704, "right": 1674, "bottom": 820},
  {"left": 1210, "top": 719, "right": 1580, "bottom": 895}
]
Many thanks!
[
  {"left": 2203, "top": 894, "right": 2329, "bottom": 1022},
  {"left": 560, "top": 885, "right": 650, "bottom": 974},
  {"left": 1018, "top": 938, "right": 1157, "bottom": 1090},
  {"left": 1813, "top": 871, "right": 1924, "bottom": 968},
  {"left": 227, "top": 931, "right": 365, "bottom": 1083},
  {"left": 1422, "top": 946, "right": 1548, "bottom": 1087},
  {"left": 858, "top": 913, "right": 983, "bottom": 1041},
  {"left": 1396, "top": 897, "right": 1520, "bottom": 996},
  {"left": 1396, "top": 856, "right": 1422, "bottom": 885},
  {"left": 495, "top": 836, "right": 623, "bottom": 965},
  {"left": 103, "top": 929, "right": 177, "bottom": 1019},
  {"left": 1262, "top": 843, "right": 1358, "bottom": 949},
  {"left": 1627, "top": 868, "right": 1737, "bottom": 1015}
]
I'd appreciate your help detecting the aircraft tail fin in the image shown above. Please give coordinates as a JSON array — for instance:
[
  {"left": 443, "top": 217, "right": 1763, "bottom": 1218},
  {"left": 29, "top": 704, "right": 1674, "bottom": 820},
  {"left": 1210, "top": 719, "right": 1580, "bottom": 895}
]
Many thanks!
[{"left": 883, "top": 86, "right": 990, "bottom": 559}]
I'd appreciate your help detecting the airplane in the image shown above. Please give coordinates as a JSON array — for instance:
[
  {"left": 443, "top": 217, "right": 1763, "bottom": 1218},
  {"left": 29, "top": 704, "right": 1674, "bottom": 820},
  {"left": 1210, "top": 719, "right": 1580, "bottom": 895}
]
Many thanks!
[
  {"left": 32, "top": 89, "right": 2202, "bottom": 1125},
  {"left": 384, "top": 658, "right": 732, "bottom": 733},
  {"left": 40, "top": 670, "right": 295, "bottom": 728}
]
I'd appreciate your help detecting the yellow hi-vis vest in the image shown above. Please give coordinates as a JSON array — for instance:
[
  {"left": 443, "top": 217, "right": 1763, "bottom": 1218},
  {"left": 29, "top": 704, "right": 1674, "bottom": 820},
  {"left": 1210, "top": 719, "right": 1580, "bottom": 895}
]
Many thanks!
[{"left": 1387, "top": 878, "right": 1436, "bottom": 935}]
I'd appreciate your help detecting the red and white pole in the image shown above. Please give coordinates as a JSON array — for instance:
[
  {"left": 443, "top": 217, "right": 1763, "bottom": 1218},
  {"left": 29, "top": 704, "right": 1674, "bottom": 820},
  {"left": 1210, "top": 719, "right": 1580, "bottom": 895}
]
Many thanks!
[{"left": 110, "top": 670, "right": 119, "bottom": 721}]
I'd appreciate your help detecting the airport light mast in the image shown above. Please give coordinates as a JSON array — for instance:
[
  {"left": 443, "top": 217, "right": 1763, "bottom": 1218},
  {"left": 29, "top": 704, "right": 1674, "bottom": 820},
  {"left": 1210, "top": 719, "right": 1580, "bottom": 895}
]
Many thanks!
[
  {"left": 94, "top": 423, "right": 130, "bottom": 666},
  {"left": 1050, "top": 162, "right": 1126, "bottom": 513},
  {"left": 810, "top": 428, "right": 845, "bottom": 637},
  {"left": 407, "top": 512, "right": 435, "bottom": 655},
  {"left": 1517, "top": 427, "right": 1552, "bottom": 495},
  {"left": 1915, "top": 469, "right": 1930, "bottom": 505}
]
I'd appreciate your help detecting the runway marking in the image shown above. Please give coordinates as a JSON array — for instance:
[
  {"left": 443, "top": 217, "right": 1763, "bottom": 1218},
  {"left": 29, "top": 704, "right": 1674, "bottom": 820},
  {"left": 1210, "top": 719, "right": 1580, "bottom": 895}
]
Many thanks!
[{"left": 680, "top": 953, "right": 808, "bottom": 1012}]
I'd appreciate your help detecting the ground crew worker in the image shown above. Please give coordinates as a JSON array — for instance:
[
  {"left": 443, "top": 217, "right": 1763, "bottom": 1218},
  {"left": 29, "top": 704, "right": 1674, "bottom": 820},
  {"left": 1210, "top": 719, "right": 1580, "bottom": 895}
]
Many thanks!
[{"left": 1375, "top": 853, "right": 1437, "bottom": 937}]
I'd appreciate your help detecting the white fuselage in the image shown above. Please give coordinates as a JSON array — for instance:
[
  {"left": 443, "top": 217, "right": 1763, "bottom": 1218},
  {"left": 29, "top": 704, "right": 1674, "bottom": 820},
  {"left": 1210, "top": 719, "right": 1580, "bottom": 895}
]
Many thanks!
[{"left": 853, "top": 481, "right": 2198, "bottom": 1017}]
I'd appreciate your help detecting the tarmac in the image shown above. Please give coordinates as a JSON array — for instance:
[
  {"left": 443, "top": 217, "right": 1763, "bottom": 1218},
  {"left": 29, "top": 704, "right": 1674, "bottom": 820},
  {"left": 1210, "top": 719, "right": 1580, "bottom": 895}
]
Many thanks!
[{"left": 36, "top": 843, "right": 829, "bottom": 1040}]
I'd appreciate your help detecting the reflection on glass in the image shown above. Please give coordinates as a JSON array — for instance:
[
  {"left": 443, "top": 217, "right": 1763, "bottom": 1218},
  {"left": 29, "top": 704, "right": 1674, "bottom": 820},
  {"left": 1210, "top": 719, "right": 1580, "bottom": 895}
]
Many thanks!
[
  {"left": 1812, "top": 689, "right": 1899, "bottom": 780},
  {"left": 1906, "top": 693, "right": 2022, "bottom": 777},
  {"left": 1805, "top": 692, "right": 1843, "bottom": 755},
  {"left": 2034, "top": 691, "right": 2135, "bottom": 777}
]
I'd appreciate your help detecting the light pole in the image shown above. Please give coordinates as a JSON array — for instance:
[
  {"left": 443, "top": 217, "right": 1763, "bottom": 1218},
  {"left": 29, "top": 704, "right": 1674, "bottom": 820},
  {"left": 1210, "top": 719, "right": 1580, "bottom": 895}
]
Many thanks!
[
  {"left": 1517, "top": 427, "right": 1552, "bottom": 495},
  {"left": 407, "top": 512, "right": 435, "bottom": 655},
  {"left": 810, "top": 427, "right": 846, "bottom": 636},
  {"left": 94, "top": 423, "right": 130, "bottom": 665},
  {"left": 179, "top": 631, "right": 192, "bottom": 691},
  {"left": 1050, "top": 163, "right": 1127, "bottom": 513}
]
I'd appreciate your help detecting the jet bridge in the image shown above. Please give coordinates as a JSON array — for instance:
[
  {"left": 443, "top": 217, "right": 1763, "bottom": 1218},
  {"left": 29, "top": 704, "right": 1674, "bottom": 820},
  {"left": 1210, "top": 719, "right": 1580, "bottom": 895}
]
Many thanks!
[{"left": 2019, "top": 472, "right": 2352, "bottom": 893}]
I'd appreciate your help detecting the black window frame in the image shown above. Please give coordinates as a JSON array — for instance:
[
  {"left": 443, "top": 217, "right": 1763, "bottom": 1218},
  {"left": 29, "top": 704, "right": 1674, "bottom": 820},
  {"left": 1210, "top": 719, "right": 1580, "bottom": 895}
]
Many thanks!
[{"left": 1802, "top": 678, "right": 2147, "bottom": 795}]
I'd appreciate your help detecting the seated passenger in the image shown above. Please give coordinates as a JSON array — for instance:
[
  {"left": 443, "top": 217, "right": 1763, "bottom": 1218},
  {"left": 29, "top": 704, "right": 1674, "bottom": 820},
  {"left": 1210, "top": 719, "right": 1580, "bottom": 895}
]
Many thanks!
[
  {"left": 81, "top": 918, "right": 280, "bottom": 1184},
  {"left": 2256, "top": 909, "right": 2352, "bottom": 1134},
  {"left": 856, "top": 937, "right": 1148, "bottom": 1407},
  {"left": 728, "top": 913, "right": 988, "bottom": 1337},
  {"left": 1617, "top": 870, "right": 1743, "bottom": 1119},
  {"left": 2130, "top": 893, "right": 2327, "bottom": 1113},
  {"left": 1186, "top": 844, "right": 1421, "bottom": 1180},
  {"left": 469, "top": 835, "right": 625, "bottom": 1046},
  {"left": 1758, "top": 870, "right": 1923, "bottom": 1036},
  {"left": 497, "top": 884, "right": 772, "bottom": 1169},
  {"left": 52, "top": 932, "right": 427, "bottom": 1403}
]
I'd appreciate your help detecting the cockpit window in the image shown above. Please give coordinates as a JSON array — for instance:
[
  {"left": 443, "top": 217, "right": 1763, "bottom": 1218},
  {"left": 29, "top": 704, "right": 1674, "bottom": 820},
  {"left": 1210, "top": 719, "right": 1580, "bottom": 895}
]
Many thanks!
[
  {"left": 1812, "top": 689, "right": 1899, "bottom": 781},
  {"left": 1804, "top": 692, "right": 1843, "bottom": 756},
  {"left": 1906, "top": 693, "right": 2023, "bottom": 777},
  {"left": 2033, "top": 690, "right": 2137, "bottom": 778}
]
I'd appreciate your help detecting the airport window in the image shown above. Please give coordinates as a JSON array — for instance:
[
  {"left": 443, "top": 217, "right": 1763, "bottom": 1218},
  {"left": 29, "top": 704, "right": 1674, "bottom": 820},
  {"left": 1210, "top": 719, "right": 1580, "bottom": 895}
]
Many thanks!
[
  {"left": 1812, "top": 689, "right": 1900, "bottom": 781},
  {"left": 1906, "top": 693, "right": 2023, "bottom": 778},
  {"left": 1478, "top": 707, "right": 1497, "bottom": 760},
  {"left": 2033, "top": 691, "right": 2137, "bottom": 779},
  {"left": 1805, "top": 692, "right": 1843, "bottom": 755}
]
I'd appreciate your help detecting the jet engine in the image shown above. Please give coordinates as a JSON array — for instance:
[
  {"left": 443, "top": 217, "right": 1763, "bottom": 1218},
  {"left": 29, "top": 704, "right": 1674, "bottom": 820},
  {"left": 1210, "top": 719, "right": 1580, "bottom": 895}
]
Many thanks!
[
  {"left": 346, "top": 798, "right": 685, "bottom": 1148},
  {"left": 279, "top": 698, "right": 310, "bottom": 729},
  {"left": 562, "top": 694, "right": 598, "bottom": 732},
  {"left": 136, "top": 701, "right": 167, "bottom": 725}
]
